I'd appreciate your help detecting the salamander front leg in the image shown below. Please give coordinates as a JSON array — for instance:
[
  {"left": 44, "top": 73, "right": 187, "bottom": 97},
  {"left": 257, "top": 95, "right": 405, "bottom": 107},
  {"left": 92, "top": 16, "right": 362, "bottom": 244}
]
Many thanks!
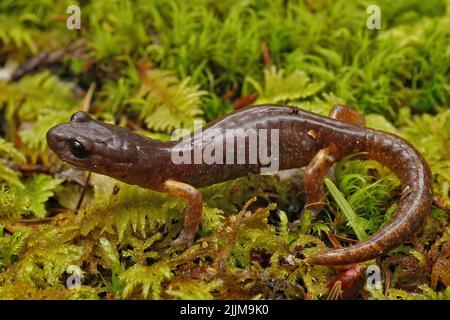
[{"left": 164, "top": 179, "right": 203, "bottom": 248}]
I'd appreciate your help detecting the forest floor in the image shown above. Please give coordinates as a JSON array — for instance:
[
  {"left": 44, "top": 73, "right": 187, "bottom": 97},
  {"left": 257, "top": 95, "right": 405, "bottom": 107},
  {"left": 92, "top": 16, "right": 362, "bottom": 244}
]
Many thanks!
[{"left": 0, "top": 0, "right": 449, "bottom": 299}]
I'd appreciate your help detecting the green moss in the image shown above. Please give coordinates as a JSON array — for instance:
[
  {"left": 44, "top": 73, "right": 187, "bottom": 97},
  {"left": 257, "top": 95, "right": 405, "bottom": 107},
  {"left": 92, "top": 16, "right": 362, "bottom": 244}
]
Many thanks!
[{"left": 0, "top": 0, "right": 449, "bottom": 300}]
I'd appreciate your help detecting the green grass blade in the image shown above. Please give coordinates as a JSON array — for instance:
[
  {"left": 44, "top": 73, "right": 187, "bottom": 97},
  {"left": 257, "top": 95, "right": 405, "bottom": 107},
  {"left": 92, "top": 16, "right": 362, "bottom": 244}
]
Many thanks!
[{"left": 324, "top": 178, "right": 368, "bottom": 241}]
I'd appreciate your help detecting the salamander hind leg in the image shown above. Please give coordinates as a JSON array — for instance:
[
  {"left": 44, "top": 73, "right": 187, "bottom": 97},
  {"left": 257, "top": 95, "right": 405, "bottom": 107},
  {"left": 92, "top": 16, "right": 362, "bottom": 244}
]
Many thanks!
[
  {"left": 164, "top": 179, "right": 203, "bottom": 249},
  {"left": 302, "top": 146, "right": 338, "bottom": 218},
  {"left": 329, "top": 105, "right": 365, "bottom": 126},
  {"left": 301, "top": 105, "right": 363, "bottom": 219}
]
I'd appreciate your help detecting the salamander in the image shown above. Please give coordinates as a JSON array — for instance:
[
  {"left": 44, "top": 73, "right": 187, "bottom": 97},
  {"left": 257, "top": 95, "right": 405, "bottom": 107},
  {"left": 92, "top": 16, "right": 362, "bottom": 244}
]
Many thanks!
[{"left": 46, "top": 104, "right": 433, "bottom": 265}]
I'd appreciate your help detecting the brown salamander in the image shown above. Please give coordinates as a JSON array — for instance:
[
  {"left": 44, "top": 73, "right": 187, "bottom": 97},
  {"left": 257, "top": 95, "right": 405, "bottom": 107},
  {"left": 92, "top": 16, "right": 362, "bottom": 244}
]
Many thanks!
[{"left": 46, "top": 105, "right": 433, "bottom": 265}]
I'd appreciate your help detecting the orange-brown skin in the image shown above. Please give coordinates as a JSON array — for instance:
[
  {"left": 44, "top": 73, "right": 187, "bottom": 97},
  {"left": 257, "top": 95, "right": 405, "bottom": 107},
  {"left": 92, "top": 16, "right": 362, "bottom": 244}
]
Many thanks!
[
  {"left": 327, "top": 264, "right": 366, "bottom": 300},
  {"left": 46, "top": 105, "right": 433, "bottom": 265}
]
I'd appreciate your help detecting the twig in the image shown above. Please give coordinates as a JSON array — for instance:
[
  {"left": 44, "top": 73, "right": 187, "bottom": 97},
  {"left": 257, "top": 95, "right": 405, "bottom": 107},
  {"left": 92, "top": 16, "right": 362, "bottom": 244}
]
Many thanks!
[
  {"left": 433, "top": 196, "right": 450, "bottom": 211},
  {"left": 332, "top": 234, "right": 359, "bottom": 244},
  {"left": 261, "top": 42, "right": 272, "bottom": 66},
  {"left": 80, "top": 82, "right": 96, "bottom": 113},
  {"left": 76, "top": 172, "right": 91, "bottom": 211},
  {"left": 10, "top": 39, "right": 86, "bottom": 81}
]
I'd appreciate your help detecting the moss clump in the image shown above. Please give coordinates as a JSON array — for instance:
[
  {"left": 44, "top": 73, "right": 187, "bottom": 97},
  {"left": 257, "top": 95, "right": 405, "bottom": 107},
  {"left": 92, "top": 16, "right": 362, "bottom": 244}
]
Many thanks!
[{"left": 0, "top": 0, "right": 449, "bottom": 300}]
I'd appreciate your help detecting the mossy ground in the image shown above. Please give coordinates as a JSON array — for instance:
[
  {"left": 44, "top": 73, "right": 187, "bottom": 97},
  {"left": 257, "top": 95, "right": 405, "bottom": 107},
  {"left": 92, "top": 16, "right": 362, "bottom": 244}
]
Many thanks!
[{"left": 0, "top": 0, "right": 449, "bottom": 300}]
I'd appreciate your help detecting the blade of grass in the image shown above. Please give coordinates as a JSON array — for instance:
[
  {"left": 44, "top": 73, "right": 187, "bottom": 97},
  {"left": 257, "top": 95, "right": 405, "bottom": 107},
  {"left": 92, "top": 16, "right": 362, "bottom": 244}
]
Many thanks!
[{"left": 324, "top": 178, "right": 368, "bottom": 241}]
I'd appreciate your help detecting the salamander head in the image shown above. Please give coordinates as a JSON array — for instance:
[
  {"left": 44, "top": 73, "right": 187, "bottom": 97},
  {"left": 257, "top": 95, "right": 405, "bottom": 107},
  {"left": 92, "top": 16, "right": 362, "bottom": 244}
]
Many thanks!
[{"left": 46, "top": 112, "right": 138, "bottom": 176}]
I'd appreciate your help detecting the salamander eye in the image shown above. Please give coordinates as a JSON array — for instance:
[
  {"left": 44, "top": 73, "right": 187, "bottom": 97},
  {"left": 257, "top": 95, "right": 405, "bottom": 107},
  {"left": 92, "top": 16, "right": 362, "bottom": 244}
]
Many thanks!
[{"left": 70, "top": 140, "right": 89, "bottom": 159}]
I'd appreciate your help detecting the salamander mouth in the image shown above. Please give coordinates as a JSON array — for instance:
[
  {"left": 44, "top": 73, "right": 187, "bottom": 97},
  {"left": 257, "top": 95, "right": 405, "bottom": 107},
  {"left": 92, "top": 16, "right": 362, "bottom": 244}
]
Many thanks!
[
  {"left": 61, "top": 156, "right": 77, "bottom": 166},
  {"left": 60, "top": 154, "right": 92, "bottom": 169}
]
